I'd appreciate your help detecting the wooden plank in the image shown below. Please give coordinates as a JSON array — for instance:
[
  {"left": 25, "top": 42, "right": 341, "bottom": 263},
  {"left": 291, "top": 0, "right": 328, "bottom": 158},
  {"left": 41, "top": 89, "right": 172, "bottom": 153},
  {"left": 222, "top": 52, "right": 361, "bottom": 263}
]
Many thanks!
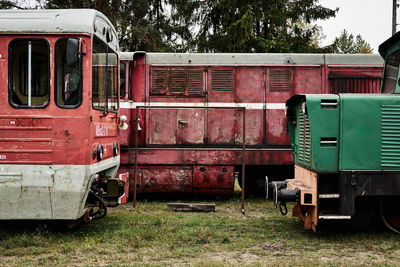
[{"left": 167, "top": 203, "right": 215, "bottom": 212}]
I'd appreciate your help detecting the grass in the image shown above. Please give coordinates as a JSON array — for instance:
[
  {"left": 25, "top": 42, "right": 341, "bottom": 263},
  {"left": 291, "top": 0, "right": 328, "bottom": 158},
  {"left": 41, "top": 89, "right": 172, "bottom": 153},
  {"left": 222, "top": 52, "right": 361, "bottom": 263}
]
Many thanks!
[{"left": 0, "top": 185, "right": 399, "bottom": 266}]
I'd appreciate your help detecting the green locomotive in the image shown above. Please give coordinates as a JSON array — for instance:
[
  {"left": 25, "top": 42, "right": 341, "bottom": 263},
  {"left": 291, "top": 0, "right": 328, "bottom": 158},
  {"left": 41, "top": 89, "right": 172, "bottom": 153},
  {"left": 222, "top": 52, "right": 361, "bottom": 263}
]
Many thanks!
[{"left": 273, "top": 33, "right": 400, "bottom": 232}]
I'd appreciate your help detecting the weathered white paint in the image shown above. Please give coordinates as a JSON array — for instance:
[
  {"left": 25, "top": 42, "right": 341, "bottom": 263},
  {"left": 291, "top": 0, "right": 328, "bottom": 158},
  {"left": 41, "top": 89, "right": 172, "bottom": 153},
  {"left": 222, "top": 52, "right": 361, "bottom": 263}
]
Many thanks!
[
  {"left": 120, "top": 102, "right": 286, "bottom": 110},
  {"left": 119, "top": 52, "right": 383, "bottom": 65},
  {"left": 0, "top": 9, "right": 119, "bottom": 51},
  {"left": 0, "top": 156, "right": 119, "bottom": 220}
]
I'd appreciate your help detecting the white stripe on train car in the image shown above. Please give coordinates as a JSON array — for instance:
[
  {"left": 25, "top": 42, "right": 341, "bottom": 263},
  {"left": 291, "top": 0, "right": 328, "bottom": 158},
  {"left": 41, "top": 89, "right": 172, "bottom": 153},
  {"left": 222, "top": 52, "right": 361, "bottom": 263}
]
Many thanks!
[{"left": 120, "top": 102, "right": 286, "bottom": 110}]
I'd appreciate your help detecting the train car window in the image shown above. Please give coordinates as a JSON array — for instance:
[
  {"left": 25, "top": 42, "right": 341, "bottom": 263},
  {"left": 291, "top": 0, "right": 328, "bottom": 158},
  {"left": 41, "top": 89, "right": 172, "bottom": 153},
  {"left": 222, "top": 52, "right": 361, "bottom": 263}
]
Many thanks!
[
  {"left": 8, "top": 39, "right": 50, "bottom": 108},
  {"left": 55, "top": 38, "right": 82, "bottom": 108},
  {"left": 128, "top": 63, "right": 132, "bottom": 100},
  {"left": 382, "top": 50, "right": 400, "bottom": 94},
  {"left": 92, "top": 36, "right": 118, "bottom": 112},
  {"left": 120, "top": 62, "right": 126, "bottom": 98}
]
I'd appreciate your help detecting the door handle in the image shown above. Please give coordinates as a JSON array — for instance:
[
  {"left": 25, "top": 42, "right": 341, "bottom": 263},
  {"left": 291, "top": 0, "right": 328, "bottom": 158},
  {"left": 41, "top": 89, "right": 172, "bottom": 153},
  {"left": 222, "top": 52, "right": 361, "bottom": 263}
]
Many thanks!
[{"left": 178, "top": 120, "right": 188, "bottom": 125}]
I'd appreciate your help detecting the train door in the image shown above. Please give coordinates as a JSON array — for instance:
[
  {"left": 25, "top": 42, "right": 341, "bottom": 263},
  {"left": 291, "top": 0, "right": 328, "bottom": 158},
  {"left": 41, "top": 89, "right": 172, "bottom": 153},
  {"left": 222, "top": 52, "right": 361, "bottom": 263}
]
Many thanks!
[
  {"left": 148, "top": 66, "right": 206, "bottom": 145},
  {"left": 207, "top": 67, "right": 237, "bottom": 145}
]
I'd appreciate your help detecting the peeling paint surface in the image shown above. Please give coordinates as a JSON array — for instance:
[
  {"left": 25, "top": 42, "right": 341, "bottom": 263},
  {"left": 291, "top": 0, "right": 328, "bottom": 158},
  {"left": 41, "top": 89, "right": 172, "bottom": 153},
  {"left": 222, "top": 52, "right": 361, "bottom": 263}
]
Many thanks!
[
  {"left": 0, "top": 156, "right": 119, "bottom": 220},
  {"left": 119, "top": 53, "right": 384, "bottom": 194}
]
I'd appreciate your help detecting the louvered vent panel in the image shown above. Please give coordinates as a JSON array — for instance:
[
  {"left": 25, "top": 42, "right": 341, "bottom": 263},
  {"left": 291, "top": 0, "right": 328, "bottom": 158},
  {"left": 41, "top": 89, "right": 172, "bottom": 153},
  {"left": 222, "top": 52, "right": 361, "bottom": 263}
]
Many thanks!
[
  {"left": 211, "top": 69, "right": 234, "bottom": 91},
  {"left": 188, "top": 69, "right": 204, "bottom": 94},
  {"left": 151, "top": 69, "right": 168, "bottom": 95},
  {"left": 297, "top": 105, "right": 311, "bottom": 166},
  {"left": 330, "top": 78, "right": 381, "bottom": 94},
  {"left": 381, "top": 105, "right": 400, "bottom": 168},
  {"left": 269, "top": 69, "right": 292, "bottom": 91},
  {"left": 170, "top": 69, "right": 186, "bottom": 94}
]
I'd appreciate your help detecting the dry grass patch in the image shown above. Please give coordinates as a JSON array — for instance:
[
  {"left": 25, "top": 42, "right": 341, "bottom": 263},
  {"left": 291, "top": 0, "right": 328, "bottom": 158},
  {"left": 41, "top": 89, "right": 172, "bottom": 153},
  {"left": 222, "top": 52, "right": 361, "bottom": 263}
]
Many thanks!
[{"left": 0, "top": 190, "right": 399, "bottom": 266}]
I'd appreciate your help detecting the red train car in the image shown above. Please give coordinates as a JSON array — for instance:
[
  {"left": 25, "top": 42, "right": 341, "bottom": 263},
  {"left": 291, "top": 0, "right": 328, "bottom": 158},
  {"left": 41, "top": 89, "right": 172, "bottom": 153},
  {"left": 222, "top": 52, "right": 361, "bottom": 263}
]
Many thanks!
[
  {"left": 0, "top": 9, "right": 127, "bottom": 221},
  {"left": 119, "top": 52, "right": 383, "bottom": 195}
]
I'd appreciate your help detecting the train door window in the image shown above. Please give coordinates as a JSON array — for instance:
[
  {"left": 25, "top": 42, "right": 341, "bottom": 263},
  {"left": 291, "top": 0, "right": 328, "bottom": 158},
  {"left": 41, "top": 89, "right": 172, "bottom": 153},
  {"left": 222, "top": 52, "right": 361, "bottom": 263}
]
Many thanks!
[
  {"left": 128, "top": 63, "right": 132, "bottom": 100},
  {"left": 120, "top": 62, "right": 126, "bottom": 98},
  {"left": 382, "top": 50, "right": 400, "bottom": 94},
  {"left": 8, "top": 39, "right": 50, "bottom": 108},
  {"left": 92, "top": 36, "right": 118, "bottom": 112},
  {"left": 55, "top": 38, "right": 82, "bottom": 108}
]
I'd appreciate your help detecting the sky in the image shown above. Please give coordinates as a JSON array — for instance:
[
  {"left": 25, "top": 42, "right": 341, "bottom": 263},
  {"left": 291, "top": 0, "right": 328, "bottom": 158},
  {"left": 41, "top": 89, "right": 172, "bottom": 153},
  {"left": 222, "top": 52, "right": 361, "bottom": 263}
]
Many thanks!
[{"left": 316, "top": 0, "right": 393, "bottom": 54}]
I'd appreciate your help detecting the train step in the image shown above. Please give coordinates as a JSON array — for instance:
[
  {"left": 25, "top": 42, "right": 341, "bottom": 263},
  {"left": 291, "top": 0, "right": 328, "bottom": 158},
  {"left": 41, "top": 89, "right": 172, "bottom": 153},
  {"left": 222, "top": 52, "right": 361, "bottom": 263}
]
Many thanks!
[
  {"left": 318, "top": 214, "right": 351, "bottom": 220},
  {"left": 319, "top": 194, "right": 340, "bottom": 199}
]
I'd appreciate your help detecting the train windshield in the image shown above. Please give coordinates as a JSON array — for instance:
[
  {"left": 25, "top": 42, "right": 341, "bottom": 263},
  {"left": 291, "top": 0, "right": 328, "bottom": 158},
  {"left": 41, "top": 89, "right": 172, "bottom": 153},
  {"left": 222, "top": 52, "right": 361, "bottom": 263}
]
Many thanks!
[
  {"left": 55, "top": 38, "right": 82, "bottom": 107},
  {"left": 8, "top": 39, "right": 50, "bottom": 108},
  {"left": 382, "top": 50, "right": 400, "bottom": 94},
  {"left": 92, "top": 36, "right": 118, "bottom": 113}
]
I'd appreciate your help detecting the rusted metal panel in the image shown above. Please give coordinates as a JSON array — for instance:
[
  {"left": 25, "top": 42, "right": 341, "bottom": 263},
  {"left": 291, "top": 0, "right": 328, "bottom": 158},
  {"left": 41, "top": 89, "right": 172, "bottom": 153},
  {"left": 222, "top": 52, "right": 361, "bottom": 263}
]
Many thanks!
[
  {"left": 177, "top": 109, "right": 205, "bottom": 144},
  {"left": 234, "top": 110, "right": 264, "bottom": 145},
  {"left": 207, "top": 109, "right": 238, "bottom": 144},
  {"left": 265, "top": 109, "right": 290, "bottom": 145},
  {"left": 148, "top": 109, "right": 177, "bottom": 145},
  {"left": 139, "top": 166, "right": 192, "bottom": 193},
  {"left": 293, "top": 67, "right": 323, "bottom": 95},
  {"left": 193, "top": 165, "right": 234, "bottom": 191},
  {"left": 122, "top": 149, "right": 293, "bottom": 166}
]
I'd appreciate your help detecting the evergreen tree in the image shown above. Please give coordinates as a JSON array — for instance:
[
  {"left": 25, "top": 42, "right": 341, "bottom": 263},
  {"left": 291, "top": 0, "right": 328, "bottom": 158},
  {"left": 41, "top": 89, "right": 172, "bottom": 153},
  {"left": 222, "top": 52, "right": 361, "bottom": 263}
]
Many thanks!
[
  {"left": 188, "top": 0, "right": 338, "bottom": 53},
  {"left": 331, "top": 30, "right": 373, "bottom": 54},
  {"left": 2, "top": 0, "right": 339, "bottom": 53}
]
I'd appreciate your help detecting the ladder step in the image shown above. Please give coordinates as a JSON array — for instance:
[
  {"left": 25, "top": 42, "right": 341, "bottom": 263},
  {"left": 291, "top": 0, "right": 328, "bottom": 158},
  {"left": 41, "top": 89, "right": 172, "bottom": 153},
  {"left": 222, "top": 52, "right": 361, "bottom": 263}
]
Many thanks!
[
  {"left": 319, "top": 194, "right": 340, "bottom": 199},
  {"left": 319, "top": 215, "right": 351, "bottom": 220}
]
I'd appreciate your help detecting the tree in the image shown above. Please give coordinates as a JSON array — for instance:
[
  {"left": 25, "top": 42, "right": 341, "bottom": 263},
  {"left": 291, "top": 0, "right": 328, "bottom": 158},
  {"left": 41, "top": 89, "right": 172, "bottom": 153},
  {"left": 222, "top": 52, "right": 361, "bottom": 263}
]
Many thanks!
[
  {"left": 331, "top": 30, "right": 373, "bottom": 54},
  {"left": 186, "top": 0, "right": 338, "bottom": 53},
  {"left": 1, "top": 0, "right": 339, "bottom": 53}
]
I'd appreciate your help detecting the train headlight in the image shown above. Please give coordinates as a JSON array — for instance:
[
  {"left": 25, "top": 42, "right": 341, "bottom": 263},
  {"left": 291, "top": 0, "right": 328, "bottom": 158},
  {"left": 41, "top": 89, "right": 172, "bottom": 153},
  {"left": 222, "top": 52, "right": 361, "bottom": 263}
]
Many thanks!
[
  {"left": 113, "top": 142, "right": 119, "bottom": 156},
  {"left": 97, "top": 144, "right": 104, "bottom": 161},
  {"left": 118, "top": 115, "right": 128, "bottom": 130}
]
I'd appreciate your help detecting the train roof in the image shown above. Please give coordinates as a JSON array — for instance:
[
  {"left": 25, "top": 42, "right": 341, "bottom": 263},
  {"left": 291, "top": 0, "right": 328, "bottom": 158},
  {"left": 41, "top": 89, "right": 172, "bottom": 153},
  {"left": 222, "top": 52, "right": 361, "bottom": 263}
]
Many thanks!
[
  {"left": 379, "top": 31, "right": 400, "bottom": 59},
  {"left": 0, "top": 9, "right": 118, "bottom": 51},
  {"left": 120, "top": 52, "right": 383, "bottom": 65}
]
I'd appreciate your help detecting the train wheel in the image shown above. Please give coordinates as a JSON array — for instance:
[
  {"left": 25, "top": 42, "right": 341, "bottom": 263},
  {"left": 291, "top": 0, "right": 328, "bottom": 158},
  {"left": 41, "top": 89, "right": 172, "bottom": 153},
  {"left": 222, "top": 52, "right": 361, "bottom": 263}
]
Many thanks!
[{"left": 379, "top": 197, "right": 400, "bottom": 233}]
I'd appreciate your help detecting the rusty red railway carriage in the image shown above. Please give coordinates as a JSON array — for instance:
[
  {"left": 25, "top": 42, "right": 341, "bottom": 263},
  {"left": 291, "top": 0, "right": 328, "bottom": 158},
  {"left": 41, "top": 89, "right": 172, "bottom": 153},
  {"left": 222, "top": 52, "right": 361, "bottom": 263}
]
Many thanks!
[
  {"left": 119, "top": 52, "right": 383, "bottom": 195},
  {"left": 0, "top": 9, "right": 127, "bottom": 221}
]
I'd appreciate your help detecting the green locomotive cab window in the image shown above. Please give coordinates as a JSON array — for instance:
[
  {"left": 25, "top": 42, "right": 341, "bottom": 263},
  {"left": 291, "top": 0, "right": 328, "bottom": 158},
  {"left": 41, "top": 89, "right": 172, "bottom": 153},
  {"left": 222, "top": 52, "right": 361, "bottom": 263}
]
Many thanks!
[
  {"left": 9, "top": 39, "right": 50, "bottom": 108},
  {"left": 382, "top": 50, "right": 400, "bottom": 94}
]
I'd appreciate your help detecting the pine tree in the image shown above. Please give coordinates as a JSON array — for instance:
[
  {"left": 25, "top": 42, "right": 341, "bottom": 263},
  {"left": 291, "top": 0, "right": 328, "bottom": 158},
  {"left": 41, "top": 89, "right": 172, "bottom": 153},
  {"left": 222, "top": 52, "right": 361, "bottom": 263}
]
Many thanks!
[{"left": 332, "top": 30, "right": 373, "bottom": 54}]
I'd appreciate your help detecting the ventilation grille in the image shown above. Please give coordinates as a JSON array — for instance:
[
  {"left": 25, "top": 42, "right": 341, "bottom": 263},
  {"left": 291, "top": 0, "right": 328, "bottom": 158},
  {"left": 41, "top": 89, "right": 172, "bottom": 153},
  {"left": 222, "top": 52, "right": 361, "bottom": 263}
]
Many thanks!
[
  {"left": 269, "top": 69, "right": 292, "bottom": 91},
  {"left": 150, "top": 67, "right": 204, "bottom": 96},
  {"left": 298, "top": 105, "right": 311, "bottom": 165},
  {"left": 170, "top": 69, "right": 186, "bottom": 94},
  {"left": 211, "top": 69, "right": 234, "bottom": 91},
  {"left": 151, "top": 69, "right": 168, "bottom": 95},
  {"left": 381, "top": 105, "right": 400, "bottom": 168},
  {"left": 330, "top": 78, "right": 381, "bottom": 94},
  {"left": 188, "top": 69, "right": 204, "bottom": 94}
]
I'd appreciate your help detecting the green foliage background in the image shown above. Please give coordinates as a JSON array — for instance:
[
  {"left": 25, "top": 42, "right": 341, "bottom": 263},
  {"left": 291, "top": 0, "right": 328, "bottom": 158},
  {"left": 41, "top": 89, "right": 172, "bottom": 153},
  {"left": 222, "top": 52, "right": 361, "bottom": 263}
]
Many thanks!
[{"left": 0, "top": 0, "right": 371, "bottom": 54}]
